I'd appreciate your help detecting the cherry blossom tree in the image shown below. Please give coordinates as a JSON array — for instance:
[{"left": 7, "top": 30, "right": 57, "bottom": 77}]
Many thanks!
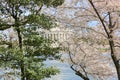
[{"left": 51, "top": 0, "right": 120, "bottom": 80}]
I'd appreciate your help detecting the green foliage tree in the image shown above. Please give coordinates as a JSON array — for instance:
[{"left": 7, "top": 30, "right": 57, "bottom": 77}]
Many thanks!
[{"left": 0, "top": 0, "right": 64, "bottom": 80}]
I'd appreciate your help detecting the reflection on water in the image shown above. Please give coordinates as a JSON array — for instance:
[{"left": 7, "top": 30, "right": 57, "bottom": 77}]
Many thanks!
[{"left": 44, "top": 59, "right": 82, "bottom": 80}]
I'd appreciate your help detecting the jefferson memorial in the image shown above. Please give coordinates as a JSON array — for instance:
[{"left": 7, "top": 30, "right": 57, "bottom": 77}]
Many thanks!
[{"left": 40, "top": 27, "right": 72, "bottom": 42}]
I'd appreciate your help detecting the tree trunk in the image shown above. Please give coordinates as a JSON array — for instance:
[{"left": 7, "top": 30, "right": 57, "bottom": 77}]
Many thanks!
[
  {"left": 20, "top": 61, "right": 25, "bottom": 80},
  {"left": 16, "top": 28, "right": 22, "bottom": 49},
  {"left": 109, "top": 35, "right": 120, "bottom": 80},
  {"left": 16, "top": 28, "right": 25, "bottom": 80},
  {"left": 75, "top": 71, "right": 89, "bottom": 80}
]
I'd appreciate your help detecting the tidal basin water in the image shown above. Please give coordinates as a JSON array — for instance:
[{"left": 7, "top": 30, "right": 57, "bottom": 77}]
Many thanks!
[{"left": 44, "top": 59, "right": 82, "bottom": 80}]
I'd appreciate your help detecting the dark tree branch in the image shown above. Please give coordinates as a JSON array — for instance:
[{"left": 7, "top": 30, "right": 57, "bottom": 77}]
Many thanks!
[
  {"left": 88, "top": 0, "right": 110, "bottom": 38},
  {"left": 68, "top": 45, "right": 89, "bottom": 80},
  {"left": 80, "top": 65, "right": 88, "bottom": 78},
  {"left": 0, "top": 24, "right": 14, "bottom": 30},
  {"left": 71, "top": 65, "right": 89, "bottom": 80},
  {"left": 35, "top": 4, "right": 43, "bottom": 15}
]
